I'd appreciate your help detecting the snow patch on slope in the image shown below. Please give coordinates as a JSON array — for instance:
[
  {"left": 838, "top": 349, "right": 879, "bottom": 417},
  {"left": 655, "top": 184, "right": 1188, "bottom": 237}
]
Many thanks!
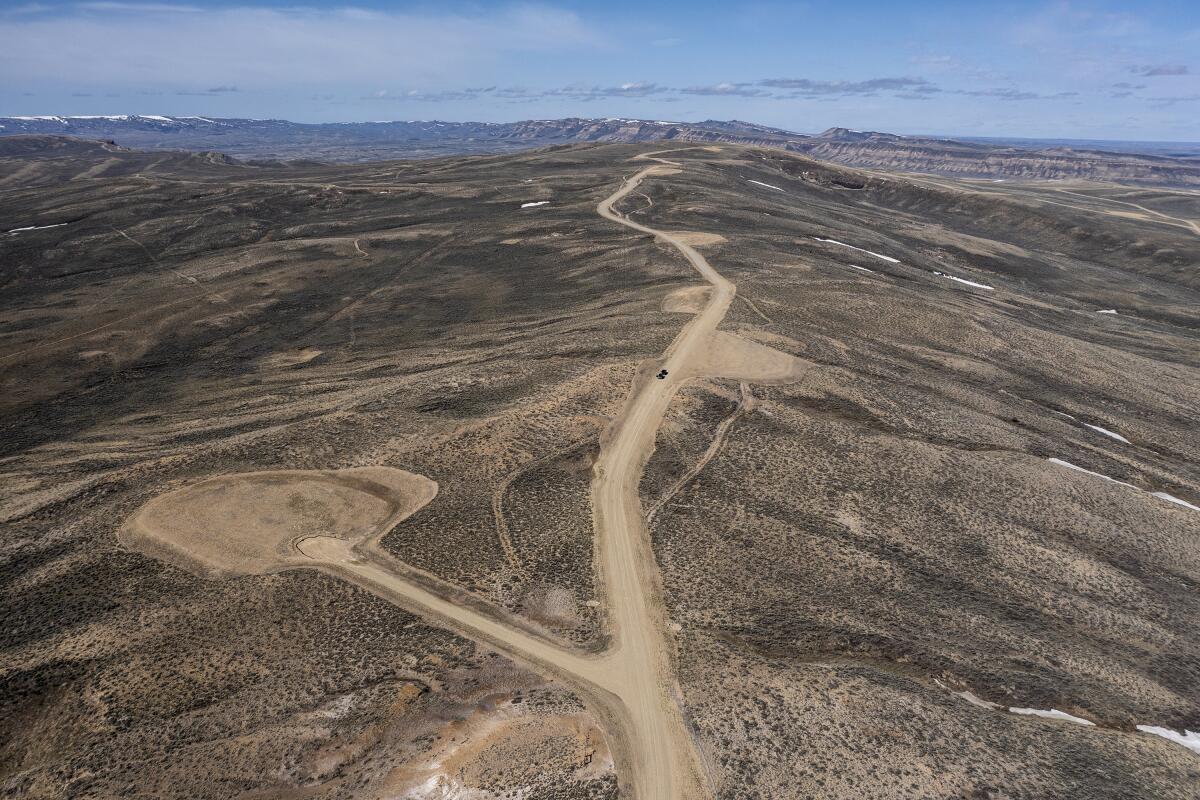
[
  {"left": 7, "top": 223, "right": 67, "bottom": 235},
  {"left": 933, "top": 271, "right": 994, "bottom": 290},
  {"left": 1083, "top": 423, "right": 1130, "bottom": 443},
  {"left": 812, "top": 237, "right": 900, "bottom": 263},
  {"left": 1150, "top": 492, "right": 1200, "bottom": 511},
  {"left": 1047, "top": 458, "right": 1136, "bottom": 488},
  {"left": 1009, "top": 707, "right": 1095, "bottom": 726},
  {"left": 1137, "top": 726, "right": 1200, "bottom": 755},
  {"left": 1049, "top": 459, "right": 1197, "bottom": 513}
]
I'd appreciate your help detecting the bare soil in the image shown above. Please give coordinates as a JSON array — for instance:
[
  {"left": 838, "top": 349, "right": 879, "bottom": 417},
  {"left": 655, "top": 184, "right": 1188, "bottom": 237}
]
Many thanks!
[{"left": 120, "top": 467, "right": 435, "bottom": 578}]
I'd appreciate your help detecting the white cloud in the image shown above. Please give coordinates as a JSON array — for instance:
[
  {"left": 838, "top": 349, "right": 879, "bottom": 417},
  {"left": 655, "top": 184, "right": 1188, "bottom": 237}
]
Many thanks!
[
  {"left": 1129, "top": 64, "right": 1189, "bottom": 76},
  {"left": 76, "top": 2, "right": 202, "bottom": 12},
  {"left": 0, "top": 3, "right": 603, "bottom": 89},
  {"left": 3, "top": 3, "right": 56, "bottom": 14}
]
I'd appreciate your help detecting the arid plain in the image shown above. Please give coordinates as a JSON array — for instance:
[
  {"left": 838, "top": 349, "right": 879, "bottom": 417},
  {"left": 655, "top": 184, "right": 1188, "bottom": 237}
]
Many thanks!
[{"left": 2, "top": 136, "right": 1199, "bottom": 799}]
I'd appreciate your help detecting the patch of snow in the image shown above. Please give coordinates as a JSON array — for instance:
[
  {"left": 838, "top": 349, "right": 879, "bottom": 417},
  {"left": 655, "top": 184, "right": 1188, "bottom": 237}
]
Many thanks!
[
  {"left": 7, "top": 223, "right": 67, "bottom": 235},
  {"left": 1051, "top": 410, "right": 1077, "bottom": 421},
  {"left": 993, "top": 179, "right": 1006, "bottom": 182},
  {"left": 936, "top": 680, "right": 1001, "bottom": 710},
  {"left": 1097, "top": 309, "right": 1118, "bottom": 314},
  {"left": 812, "top": 237, "right": 900, "bottom": 263},
  {"left": 957, "top": 691, "right": 1000, "bottom": 710},
  {"left": 1051, "top": 459, "right": 1197, "bottom": 512},
  {"left": 960, "top": 690, "right": 998, "bottom": 710},
  {"left": 1150, "top": 492, "right": 1200, "bottom": 512},
  {"left": 181, "top": 116, "right": 216, "bottom": 123},
  {"left": 1009, "top": 707, "right": 1095, "bottom": 726},
  {"left": 847, "top": 264, "right": 874, "bottom": 273},
  {"left": 138, "top": 115, "right": 174, "bottom": 123},
  {"left": 1137, "top": 726, "right": 1200, "bottom": 754},
  {"left": 1047, "top": 458, "right": 1137, "bottom": 489},
  {"left": 747, "top": 179, "right": 784, "bottom": 191},
  {"left": 67, "top": 115, "right": 130, "bottom": 120},
  {"left": 940, "top": 681, "right": 1200, "bottom": 754},
  {"left": 520, "top": 201, "right": 549, "bottom": 208},
  {"left": 1083, "top": 423, "right": 1130, "bottom": 444},
  {"left": 933, "top": 271, "right": 994, "bottom": 290}
]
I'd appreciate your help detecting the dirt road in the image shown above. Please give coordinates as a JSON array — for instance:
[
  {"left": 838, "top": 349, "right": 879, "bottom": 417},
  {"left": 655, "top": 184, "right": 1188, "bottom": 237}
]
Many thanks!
[
  {"left": 586, "top": 153, "right": 731, "bottom": 798},
  {"left": 298, "top": 152, "right": 732, "bottom": 799},
  {"left": 1049, "top": 188, "right": 1200, "bottom": 236},
  {"left": 897, "top": 171, "right": 1200, "bottom": 237}
]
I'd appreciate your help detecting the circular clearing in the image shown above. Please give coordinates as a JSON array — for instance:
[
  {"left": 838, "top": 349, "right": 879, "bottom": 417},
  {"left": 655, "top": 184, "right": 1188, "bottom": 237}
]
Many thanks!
[{"left": 120, "top": 467, "right": 436, "bottom": 578}]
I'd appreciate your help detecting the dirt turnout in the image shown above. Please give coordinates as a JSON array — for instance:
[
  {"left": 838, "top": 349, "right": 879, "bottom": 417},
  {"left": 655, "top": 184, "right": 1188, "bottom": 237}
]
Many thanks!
[
  {"left": 694, "top": 331, "right": 809, "bottom": 383},
  {"left": 121, "top": 467, "right": 436, "bottom": 578}
]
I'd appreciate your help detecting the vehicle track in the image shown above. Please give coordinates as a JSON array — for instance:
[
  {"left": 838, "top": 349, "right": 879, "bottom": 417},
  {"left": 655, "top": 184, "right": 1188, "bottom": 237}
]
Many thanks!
[
  {"left": 897, "top": 172, "right": 1200, "bottom": 236},
  {"left": 1048, "top": 188, "right": 1200, "bottom": 235},
  {"left": 490, "top": 434, "right": 596, "bottom": 578},
  {"left": 646, "top": 382, "right": 754, "bottom": 526}
]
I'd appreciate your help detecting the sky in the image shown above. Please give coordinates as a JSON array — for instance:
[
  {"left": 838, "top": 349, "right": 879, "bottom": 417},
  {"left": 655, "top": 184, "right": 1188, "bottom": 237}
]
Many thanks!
[{"left": 2, "top": 1, "right": 1198, "bottom": 140}]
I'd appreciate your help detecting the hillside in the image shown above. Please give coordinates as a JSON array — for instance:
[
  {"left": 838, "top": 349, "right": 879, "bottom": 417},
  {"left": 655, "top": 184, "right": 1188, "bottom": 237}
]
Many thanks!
[{"left": 2, "top": 137, "right": 1199, "bottom": 799}]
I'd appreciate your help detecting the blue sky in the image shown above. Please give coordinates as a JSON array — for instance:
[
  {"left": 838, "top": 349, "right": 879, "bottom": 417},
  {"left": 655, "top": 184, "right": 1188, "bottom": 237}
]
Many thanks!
[{"left": 2, "top": 1, "right": 1198, "bottom": 139}]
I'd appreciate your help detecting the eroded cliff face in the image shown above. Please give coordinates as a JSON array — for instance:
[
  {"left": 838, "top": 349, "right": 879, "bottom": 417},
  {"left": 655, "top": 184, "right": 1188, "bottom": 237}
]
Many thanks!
[{"left": 790, "top": 135, "right": 1200, "bottom": 185}]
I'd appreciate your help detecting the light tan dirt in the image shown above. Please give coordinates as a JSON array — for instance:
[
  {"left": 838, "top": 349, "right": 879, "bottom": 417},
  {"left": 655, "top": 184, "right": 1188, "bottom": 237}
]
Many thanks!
[
  {"left": 692, "top": 330, "right": 810, "bottom": 383},
  {"left": 662, "top": 286, "right": 711, "bottom": 314},
  {"left": 261, "top": 348, "right": 323, "bottom": 368},
  {"left": 120, "top": 467, "right": 436, "bottom": 578},
  {"left": 587, "top": 153, "right": 741, "bottom": 799},
  {"left": 668, "top": 231, "right": 727, "bottom": 247}
]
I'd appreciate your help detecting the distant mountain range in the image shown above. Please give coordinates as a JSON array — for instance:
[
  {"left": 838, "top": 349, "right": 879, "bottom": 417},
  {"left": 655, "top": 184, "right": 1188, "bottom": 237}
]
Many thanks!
[{"left": 3, "top": 114, "right": 1199, "bottom": 185}]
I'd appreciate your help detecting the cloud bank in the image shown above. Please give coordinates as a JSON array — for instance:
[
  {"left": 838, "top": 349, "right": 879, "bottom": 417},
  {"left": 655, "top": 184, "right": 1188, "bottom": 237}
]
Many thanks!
[{"left": 0, "top": 3, "right": 601, "bottom": 89}]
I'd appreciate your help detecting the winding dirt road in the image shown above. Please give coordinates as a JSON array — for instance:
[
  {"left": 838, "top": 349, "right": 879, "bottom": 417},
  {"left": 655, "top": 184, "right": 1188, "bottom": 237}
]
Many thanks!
[{"left": 298, "top": 151, "right": 732, "bottom": 799}]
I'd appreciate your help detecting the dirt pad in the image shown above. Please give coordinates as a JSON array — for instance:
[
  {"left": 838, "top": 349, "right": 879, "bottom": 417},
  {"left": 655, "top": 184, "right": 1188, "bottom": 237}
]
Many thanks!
[
  {"left": 662, "top": 285, "right": 711, "bottom": 314},
  {"left": 693, "top": 330, "right": 810, "bottom": 383},
  {"left": 668, "top": 231, "right": 726, "bottom": 247},
  {"left": 120, "top": 467, "right": 436, "bottom": 578},
  {"left": 260, "top": 347, "right": 323, "bottom": 368}
]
